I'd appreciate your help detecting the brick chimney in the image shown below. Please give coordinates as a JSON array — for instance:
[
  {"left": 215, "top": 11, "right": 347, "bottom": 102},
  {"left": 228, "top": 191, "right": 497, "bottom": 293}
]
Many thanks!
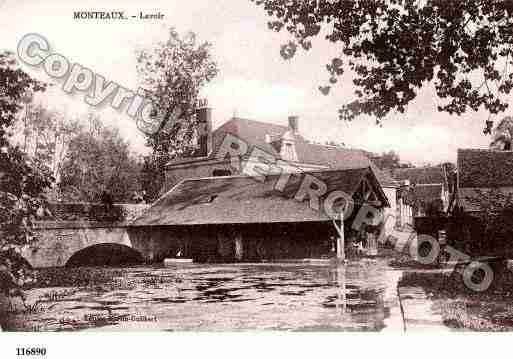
[
  {"left": 288, "top": 115, "right": 299, "bottom": 135},
  {"left": 195, "top": 99, "right": 212, "bottom": 157}
]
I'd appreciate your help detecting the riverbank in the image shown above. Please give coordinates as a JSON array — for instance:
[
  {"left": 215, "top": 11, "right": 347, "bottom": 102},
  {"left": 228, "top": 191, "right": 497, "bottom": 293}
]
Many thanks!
[
  {"left": 24, "top": 267, "right": 128, "bottom": 289},
  {"left": 1, "top": 266, "right": 130, "bottom": 330},
  {"left": 387, "top": 241, "right": 513, "bottom": 332}
]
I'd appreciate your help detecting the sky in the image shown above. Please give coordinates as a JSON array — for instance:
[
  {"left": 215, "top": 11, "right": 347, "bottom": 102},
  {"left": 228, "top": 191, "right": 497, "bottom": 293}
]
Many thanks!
[{"left": 0, "top": 0, "right": 506, "bottom": 165}]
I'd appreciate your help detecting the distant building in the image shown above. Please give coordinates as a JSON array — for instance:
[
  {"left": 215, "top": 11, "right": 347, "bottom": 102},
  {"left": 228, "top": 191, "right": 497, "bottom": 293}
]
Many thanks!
[
  {"left": 453, "top": 148, "right": 513, "bottom": 212},
  {"left": 446, "top": 148, "right": 513, "bottom": 257},
  {"left": 387, "top": 166, "right": 451, "bottom": 226}
]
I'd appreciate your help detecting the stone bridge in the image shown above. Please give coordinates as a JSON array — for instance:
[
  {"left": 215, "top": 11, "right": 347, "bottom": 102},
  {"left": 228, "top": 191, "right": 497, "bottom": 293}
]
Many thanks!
[{"left": 21, "top": 221, "right": 177, "bottom": 268}]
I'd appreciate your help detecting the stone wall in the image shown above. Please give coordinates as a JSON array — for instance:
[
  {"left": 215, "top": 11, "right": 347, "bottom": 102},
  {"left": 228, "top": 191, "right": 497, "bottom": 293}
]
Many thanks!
[
  {"left": 26, "top": 222, "right": 134, "bottom": 268},
  {"left": 45, "top": 203, "right": 149, "bottom": 223},
  {"left": 24, "top": 222, "right": 181, "bottom": 268},
  {"left": 16, "top": 201, "right": 199, "bottom": 268}
]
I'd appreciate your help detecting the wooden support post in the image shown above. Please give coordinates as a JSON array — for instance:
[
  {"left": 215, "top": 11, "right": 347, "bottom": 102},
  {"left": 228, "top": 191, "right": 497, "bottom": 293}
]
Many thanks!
[
  {"left": 235, "top": 233, "right": 244, "bottom": 261},
  {"left": 337, "top": 211, "right": 345, "bottom": 261},
  {"left": 368, "top": 232, "right": 378, "bottom": 256},
  {"left": 336, "top": 264, "right": 347, "bottom": 314}
]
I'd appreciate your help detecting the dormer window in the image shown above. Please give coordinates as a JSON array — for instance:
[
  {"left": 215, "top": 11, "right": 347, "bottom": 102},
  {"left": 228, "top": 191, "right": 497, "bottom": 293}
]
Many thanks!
[
  {"left": 279, "top": 130, "right": 298, "bottom": 162},
  {"left": 213, "top": 169, "right": 231, "bottom": 177}
]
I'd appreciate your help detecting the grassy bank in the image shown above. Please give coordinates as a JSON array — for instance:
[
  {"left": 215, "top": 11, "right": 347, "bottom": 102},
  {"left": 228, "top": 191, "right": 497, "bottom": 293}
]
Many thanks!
[
  {"left": 379, "top": 244, "right": 513, "bottom": 331},
  {"left": 398, "top": 264, "right": 513, "bottom": 331},
  {"left": 24, "top": 266, "right": 128, "bottom": 289}
]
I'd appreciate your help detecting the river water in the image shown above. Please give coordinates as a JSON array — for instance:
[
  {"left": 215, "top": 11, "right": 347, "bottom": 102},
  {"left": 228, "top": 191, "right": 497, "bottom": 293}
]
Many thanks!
[{"left": 9, "top": 258, "right": 408, "bottom": 331}]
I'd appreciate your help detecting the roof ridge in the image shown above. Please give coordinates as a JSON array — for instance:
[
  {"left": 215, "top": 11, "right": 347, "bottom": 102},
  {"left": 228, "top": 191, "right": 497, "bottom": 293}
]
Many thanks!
[
  {"left": 304, "top": 142, "right": 364, "bottom": 151},
  {"left": 181, "top": 166, "right": 372, "bottom": 183},
  {"left": 393, "top": 165, "right": 442, "bottom": 169},
  {"left": 458, "top": 148, "right": 513, "bottom": 153},
  {"left": 228, "top": 117, "right": 289, "bottom": 128}
]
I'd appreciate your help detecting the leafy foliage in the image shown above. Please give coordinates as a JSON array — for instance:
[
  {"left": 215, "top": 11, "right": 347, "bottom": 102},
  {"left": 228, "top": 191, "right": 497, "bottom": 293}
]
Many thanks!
[
  {"left": 0, "top": 52, "right": 51, "bottom": 294},
  {"left": 58, "top": 115, "right": 143, "bottom": 203},
  {"left": 138, "top": 155, "right": 167, "bottom": 202},
  {"left": 252, "top": 0, "right": 513, "bottom": 124},
  {"left": 462, "top": 188, "right": 513, "bottom": 255},
  {"left": 137, "top": 28, "right": 218, "bottom": 159},
  {"left": 0, "top": 52, "right": 46, "bottom": 145},
  {"left": 490, "top": 115, "right": 513, "bottom": 149},
  {"left": 373, "top": 150, "right": 401, "bottom": 169},
  {"left": 136, "top": 28, "right": 218, "bottom": 198},
  {"left": 11, "top": 104, "right": 82, "bottom": 189}
]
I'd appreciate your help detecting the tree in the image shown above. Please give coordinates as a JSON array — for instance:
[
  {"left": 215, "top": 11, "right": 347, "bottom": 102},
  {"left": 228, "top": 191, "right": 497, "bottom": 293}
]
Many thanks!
[
  {"left": 252, "top": 0, "right": 513, "bottom": 127},
  {"left": 58, "top": 115, "right": 142, "bottom": 203},
  {"left": 0, "top": 52, "right": 51, "bottom": 303},
  {"left": 12, "top": 104, "right": 81, "bottom": 187},
  {"left": 490, "top": 115, "right": 513, "bottom": 149},
  {"left": 137, "top": 28, "right": 218, "bottom": 155},
  {"left": 0, "top": 52, "right": 46, "bottom": 147},
  {"left": 139, "top": 155, "right": 166, "bottom": 202},
  {"left": 136, "top": 28, "right": 218, "bottom": 196},
  {"left": 373, "top": 150, "right": 401, "bottom": 169}
]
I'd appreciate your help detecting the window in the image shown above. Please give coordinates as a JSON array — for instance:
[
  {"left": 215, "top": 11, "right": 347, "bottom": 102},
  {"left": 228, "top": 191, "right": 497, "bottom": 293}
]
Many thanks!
[
  {"left": 199, "top": 195, "right": 218, "bottom": 205},
  {"left": 212, "top": 169, "right": 231, "bottom": 177}
]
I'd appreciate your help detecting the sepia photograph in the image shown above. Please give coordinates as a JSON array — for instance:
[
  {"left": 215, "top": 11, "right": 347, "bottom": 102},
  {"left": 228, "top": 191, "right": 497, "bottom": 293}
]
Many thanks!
[{"left": 2, "top": 1, "right": 513, "bottom": 354}]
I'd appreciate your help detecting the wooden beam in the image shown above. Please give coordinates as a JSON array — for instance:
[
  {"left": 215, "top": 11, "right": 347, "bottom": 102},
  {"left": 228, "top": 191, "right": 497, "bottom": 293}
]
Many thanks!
[
  {"left": 234, "top": 232, "right": 243, "bottom": 261},
  {"left": 336, "top": 211, "right": 345, "bottom": 261}
]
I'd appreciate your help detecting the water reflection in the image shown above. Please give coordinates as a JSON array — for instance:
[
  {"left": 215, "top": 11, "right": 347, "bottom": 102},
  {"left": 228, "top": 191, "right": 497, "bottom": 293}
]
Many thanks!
[{"left": 8, "top": 258, "right": 405, "bottom": 331}]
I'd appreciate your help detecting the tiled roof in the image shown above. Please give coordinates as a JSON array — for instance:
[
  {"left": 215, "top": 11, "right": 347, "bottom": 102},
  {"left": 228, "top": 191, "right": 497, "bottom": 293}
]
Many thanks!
[
  {"left": 212, "top": 117, "right": 294, "bottom": 157},
  {"left": 413, "top": 185, "right": 443, "bottom": 204},
  {"left": 388, "top": 166, "right": 445, "bottom": 185},
  {"left": 458, "top": 187, "right": 513, "bottom": 212},
  {"left": 401, "top": 184, "right": 444, "bottom": 214},
  {"left": 209, "top": 118, "right": 398, "bottom": 188},
  {"left": 458, "top": 149, "right": 513, "bottom": 188},
  {"left": 132, "top": 167, "right": 389, "bottom": 226}
]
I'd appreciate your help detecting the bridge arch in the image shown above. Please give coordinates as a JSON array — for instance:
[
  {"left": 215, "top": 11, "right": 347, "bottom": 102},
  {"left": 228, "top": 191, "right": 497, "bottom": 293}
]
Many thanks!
[
  {"left": 65, "top": 243, "right": 144, "bottom": 267},
  {"left": 20, "top": 225, "right": 149, "bottom": 268}
]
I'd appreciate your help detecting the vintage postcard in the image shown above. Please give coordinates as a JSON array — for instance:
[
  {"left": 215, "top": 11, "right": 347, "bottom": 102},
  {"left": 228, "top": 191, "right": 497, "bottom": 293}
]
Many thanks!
[{"left": 2, "top": 0, "right": 513, "bottom": 354}]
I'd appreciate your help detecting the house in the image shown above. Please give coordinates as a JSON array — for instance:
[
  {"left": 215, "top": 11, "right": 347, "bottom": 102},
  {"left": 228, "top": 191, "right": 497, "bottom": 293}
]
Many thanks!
[
  {"left": 454, "top": 148, "right": 513, "bottom": 212},
  {"left": 447, "top": 148, "right": 513, "bottom": 257},
  {"left": 132, "top": 167, "right": 389, "bottom": 262},
  {"left": 387, "top": 166, "right": 451, "bottom": 227},
  {"left": 163, "top": 103, "right": 399, "bottom": 234}
]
